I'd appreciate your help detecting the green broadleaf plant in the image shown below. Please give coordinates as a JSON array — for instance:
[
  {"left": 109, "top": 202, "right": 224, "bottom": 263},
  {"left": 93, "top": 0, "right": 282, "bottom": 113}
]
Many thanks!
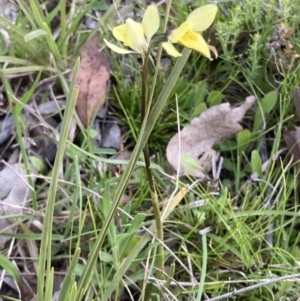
[
  {"left": 251, "top": 150, "right": 263, "bottom": 177},
  {"left": 253, "top": 90, "right": 278, "bottom": 132}
]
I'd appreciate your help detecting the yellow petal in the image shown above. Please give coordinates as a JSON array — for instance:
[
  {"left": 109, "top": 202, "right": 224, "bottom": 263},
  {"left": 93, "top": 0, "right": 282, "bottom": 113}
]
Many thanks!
[
  {"left": 168, "top": 21, "right": 193, "bottom": 43},
  {"left": 104, "top": 39, "right": 136, "bottom": 54},
  {"left": 179, "top": 31, "right": 211, "bottom": 59},
  {"left": 162, "top": 41, "right": 182, "bottom": 57},
  {"left": 142, "top": 5, "right": 159, "bottom": 42},
  {"left": 126, "top": 18, "right": 147, "bottom": 54},
  {"left": 112, "top": 24, "right": 127, "bottom": 44},
  {"left": 187, "top": 4, "right": 218, "bottom": 32}
]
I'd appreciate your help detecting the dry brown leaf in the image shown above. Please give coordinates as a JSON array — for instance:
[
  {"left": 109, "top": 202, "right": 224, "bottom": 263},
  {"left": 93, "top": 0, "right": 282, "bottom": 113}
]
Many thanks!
[
  {"left": 0, "top": 164, "right": 30, "bottom": 249},
  {"left": 166, "top": 96, "right": 256, "bottom": 178},
  {"left": 294, "top": 86, "right": 300, "bottom": 120},
  {"left": 283, "top": 127, "right": 300, "bottom": 190},
  {"left": 75, "top": 37, "right": 110, "bottom": 127},
  {"left": 283, "top": 127, "right": 300, "bottom": 161}
]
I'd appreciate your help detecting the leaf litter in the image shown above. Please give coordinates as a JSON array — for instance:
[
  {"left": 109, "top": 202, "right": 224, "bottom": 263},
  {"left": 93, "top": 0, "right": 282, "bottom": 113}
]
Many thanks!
[
  {"left": 0, "top": 36, "right": 119, "bottom": 299},
  {"left": 74, "top": 37, "right": 110, "bottom": 127},
  {"left": 2, "top": 1, "right": 298, "bottom": 300},
  {"left": 166, "top": 96, "right": 256, "bottom": 178},
  {"left": 72, "top": 37, "right": 124, "bottom": 157},
  {"left": 0, "top": 162, "right": 31, "bottom": 249},
  {"left": 283, "top": 86, "right": 300, "bottom": 187}
]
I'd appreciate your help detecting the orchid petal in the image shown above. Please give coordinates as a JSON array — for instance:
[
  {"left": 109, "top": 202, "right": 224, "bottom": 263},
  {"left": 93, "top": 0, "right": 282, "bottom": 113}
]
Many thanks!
[
  {"left": 187, "top": 4, "right": 218, "bottom": 32},
  {"left": 104, "top": 39, "right": 136, "bottom": 54},
  {"left": 112, "top": 24, "right": 127, "bottom": 44},
  {"left": 126, "top": 18, "right": 147, "bottom": 54},
  {"left": 179, "top": 32, "right": 211, "bottom": 59},
  {"left": 142, "top": 5, "right": 159, "bottom": 42},
  {"left": 168, "top": 21, "right": 193, "bottom": 43},
  {"left": 162, "top": 41, "right": 182, "bottom": 57}
]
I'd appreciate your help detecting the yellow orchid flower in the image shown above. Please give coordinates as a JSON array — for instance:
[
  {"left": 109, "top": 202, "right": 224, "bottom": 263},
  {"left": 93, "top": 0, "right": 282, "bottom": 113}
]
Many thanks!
[
  {"left": 168, "top": 4, "right": 218, "bottom": 60},
  {"left": 104, "top": 5, "right": 181, "bottom": 58}
]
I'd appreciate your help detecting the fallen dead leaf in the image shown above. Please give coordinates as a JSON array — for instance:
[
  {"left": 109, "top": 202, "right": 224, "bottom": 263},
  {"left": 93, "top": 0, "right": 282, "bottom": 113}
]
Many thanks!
[
  {"left": 283, "top": 127, "right": 300, "bottom": 162},
  {"left": 294, "top": 86, "right": 300, "bottom": 120},
  {"left": 0, "top": 114, "right": 14, "bottom": 145},
  {"left": 0, "top": 163, "right": 31, "bottom": 249},
  {"left": 101, "top": 122, "right": 121, "bottom": 150},
  {"left": 75, "top": 37, "right": 110, "bottom": 127},
  {"left": 283, "top": 87, "right": 300, "bottom": 190},
  {"left": 283, "top": 127, "right": 300, "bottom": 191},
  {"left": 166, "top": 96, "right": 256, "bottom": 178}
]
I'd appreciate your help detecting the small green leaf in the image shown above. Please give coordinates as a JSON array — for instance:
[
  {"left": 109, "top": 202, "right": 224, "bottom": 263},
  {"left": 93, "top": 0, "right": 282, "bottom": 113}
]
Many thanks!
[
  {"left": 2, "top": 66, "right": 48, "bottom": 74},
  {"left": 119, "top": 213, "right": 146, "bottom": 258},
  {"left": 193, "top": 211, "right": 206, "bottom": 223},
  {"left": 192, "top": 102, "right": 207, "bottom": 117},
  {"left": 99, "top": 251, "right": 114, "bottom": 262},
  {"left": 237, "top": 129, "right": 251, "bottom": 154},
  {"left": 261, "top": 91, "right": 278, "bottom": 113},
  {"left": 0, "top": 253, "right": 21, "bottom": 285},
  {"left": 0, "top": 57, "right": 34, "bottom": 65},
  {"left": 207, "top": 90, "right": 222, "bottom": 106},
  {"left": 198, "top": 80, "right": 207, "bottom": 90},
  {"left": 181, "top": 153, "right": 202, "bottom": 173},
  {"left": 222, "top": 159, "right": 235, "bottom": 171},
  {"left": 29, "top": 156, "right": 46, "bottom": 174},
  {"left": 218, "top": 139, "right": 237, "bottom": 151},
  {"left": 251, "top": 150, "right": 263, "bottom": 177},
  {"left": 253, "top": 91, "right": 277, "bottom": 131},
  {"left": 194, "top": 80, "right": 207, "bottom": 104},
  {"left": 186, "top": 80, "right": 207, "bottom": 110},
  {"left": 19, "top": 72, "right": 42, "bottom": 113},
  {"left": 123, "top": 236, "right": 141, "bottom": 258},
  {"left": 91, "top": 0, "right": 109, "bottom": 10},
  {"left": 24, "top": 29, "right": 48, "bottom": 42},
  {"left": 87, "top": 128, "right": 98, "bottom": 139}
]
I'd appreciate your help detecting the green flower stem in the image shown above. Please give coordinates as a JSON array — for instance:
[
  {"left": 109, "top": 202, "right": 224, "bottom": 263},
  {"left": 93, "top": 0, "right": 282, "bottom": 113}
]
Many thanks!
[
  {"left": 141, "top": 60, "right": 147, "bottom": 122},
  {"left": 148, "top": 0, "right": 172, "bottom": 105},
  {"left": 163, "top": 0, "right": 172, "bottom": 31},
  {"left": 142, "top": 57, "right": 164, "bottom": 281},
  {"left": 76, "top": 48, "right": 191, "bottom": 300}
]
